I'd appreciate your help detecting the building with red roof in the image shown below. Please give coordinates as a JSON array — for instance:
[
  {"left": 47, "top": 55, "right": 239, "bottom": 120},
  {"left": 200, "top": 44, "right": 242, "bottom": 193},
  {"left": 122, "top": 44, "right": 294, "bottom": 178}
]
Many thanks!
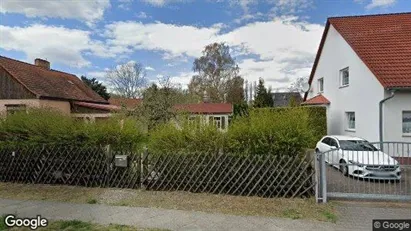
[
  {"left": 0, "top": 56, "right": 120, "bottom": 121},
  {"left": 303, "top": 12, "right": 411, "bottom": 143}
]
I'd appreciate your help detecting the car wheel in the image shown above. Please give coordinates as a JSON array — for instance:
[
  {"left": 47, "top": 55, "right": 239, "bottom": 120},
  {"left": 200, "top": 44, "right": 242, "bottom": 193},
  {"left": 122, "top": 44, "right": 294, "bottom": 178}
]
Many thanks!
[{"left": 340, "top": 160, "right": 349, "bottom": 176}]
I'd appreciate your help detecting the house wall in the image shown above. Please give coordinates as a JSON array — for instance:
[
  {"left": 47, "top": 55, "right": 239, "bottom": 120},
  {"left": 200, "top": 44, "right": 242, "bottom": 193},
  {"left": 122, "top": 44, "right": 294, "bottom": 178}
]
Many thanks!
[
  {"left": 307, "top": 24, "right": 385, "bottom": 142},
  {"left": 0, "top": 99, "right": 40, "bottom": 115},
  {"left": 39, "top": 99, "right": 71, "bottom": 114},
  {"left": 383, "top": 91, "right": 411, "bottom": 142}
]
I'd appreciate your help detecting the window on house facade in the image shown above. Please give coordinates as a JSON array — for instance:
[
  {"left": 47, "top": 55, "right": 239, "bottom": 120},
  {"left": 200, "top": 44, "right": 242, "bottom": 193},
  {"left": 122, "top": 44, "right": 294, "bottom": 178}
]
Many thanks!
[
  {"left": 6, "top": 104, "right": 26, "bottom": 115},
  {"left": 403, "top": 111, "right": 411, "bottom": 134},
  {"left": 209, "top": 115, "right": 226, "bottom": 130},
  {"left": 346, "top": 112, "right": 355, "bottom": 130},
  {"left": 318, "top": 78, "right": 324, "bottom": 93},
  {"left": 340, "top": 67, "right": 349, "bottom": 87}
]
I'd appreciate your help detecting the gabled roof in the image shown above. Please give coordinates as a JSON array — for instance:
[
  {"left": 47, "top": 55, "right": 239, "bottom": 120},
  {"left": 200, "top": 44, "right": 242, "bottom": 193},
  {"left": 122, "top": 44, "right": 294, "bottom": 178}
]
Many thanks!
[
  {"left": 0, "top": 56, "right": 108, "bottom": 104},
  {"left": 173, "top": 103, "right": 233, "bottom": 114},
  {"left": 302, "top": 94, "right": 330, "bottom": 105},
  {"left": 271, "top": 92, "right": 303, "bottom": 107},
  {"left": 304, "top": 12, "right": 411, "bottom": 100}
]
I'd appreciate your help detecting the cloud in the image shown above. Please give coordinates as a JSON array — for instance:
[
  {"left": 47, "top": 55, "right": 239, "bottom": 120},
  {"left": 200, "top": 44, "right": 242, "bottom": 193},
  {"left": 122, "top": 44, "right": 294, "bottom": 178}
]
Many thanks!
[
  {"left": 145, "top": 66, "right": 156, "bottom": 71},
  {"left": 365, "top": 0, "right": 396, "bottom": 9},
  {"left": 0, "top": 0, "right": 110, "bottom": 26},
  {"left": 87, "top": 71, "right": 107, "bottom": 78},
  {"left": 0, "top": 24, "right": 110, "bottom": 68},
  {"left": 142, "top": 0, "right": 189, "bottom": 7},
  {"left": 269, "top": 0, "right": 314, "bottom": 14},
  {"left": 136, "top": 11, "right": 149, "bottom": 19},
  {"left": 104, "top": 16, "right": 323, "bottom": 89},
  {"left": 169, "top": 71, "right": 195, "bottom": 88}
]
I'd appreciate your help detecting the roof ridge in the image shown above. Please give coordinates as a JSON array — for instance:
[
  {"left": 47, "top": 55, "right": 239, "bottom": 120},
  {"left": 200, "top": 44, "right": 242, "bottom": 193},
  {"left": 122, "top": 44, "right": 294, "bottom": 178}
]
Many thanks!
[
  {"left": 0, "top": 55, "right": 77, "bottom": 77},
  {"left": 328, "top": 12, "right": 411, "bottom": 20}
]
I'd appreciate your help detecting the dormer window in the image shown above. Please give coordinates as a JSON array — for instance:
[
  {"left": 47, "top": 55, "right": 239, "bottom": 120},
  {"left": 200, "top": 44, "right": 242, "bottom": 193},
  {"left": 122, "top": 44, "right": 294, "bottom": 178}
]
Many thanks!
[{"left": 340, "top": 67, "right": 349, "bottom": 87}]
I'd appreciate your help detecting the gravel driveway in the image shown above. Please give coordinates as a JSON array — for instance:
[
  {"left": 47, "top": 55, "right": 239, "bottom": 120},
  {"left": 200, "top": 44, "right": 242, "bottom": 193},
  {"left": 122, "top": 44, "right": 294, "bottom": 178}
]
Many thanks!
[{"left": 325, "top": 165, "right": 411, "bottom": 196}]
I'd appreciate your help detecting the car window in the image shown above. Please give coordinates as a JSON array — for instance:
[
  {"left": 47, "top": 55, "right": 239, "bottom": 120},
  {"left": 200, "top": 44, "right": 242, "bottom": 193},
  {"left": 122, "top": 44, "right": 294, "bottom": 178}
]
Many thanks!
[
  {"left": 329, "top": 139, "right": 338, "bottom": 148},
  {"left": 339, "top": 140, "right": 378, "bottom": 151},
  {"left": 321, "top": 138, "right": 330, "bottom": 145}
]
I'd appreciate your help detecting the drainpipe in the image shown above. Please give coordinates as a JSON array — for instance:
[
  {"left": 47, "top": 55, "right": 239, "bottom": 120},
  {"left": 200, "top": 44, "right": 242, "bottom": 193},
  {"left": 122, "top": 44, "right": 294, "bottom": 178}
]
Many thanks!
[{"left": 379, "top": 90, "right": 395, "bottom": 148}]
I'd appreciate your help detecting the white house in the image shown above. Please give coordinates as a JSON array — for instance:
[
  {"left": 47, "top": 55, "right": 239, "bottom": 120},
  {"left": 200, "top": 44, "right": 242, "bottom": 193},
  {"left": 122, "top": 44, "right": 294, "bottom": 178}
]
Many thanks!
[{"left": 303, "top": 13, "right": 411, "bottom": 145}]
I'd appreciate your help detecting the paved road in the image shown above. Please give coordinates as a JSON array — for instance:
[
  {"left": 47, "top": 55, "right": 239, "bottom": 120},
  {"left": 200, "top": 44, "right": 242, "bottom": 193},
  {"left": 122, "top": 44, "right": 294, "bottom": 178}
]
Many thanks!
[
  {"left": 1, "top": 199, "right": 411, "bottom": 231},
  {"left": 0, "top": 199, "right": 336, "bottom": 231},
  {"left": 326, "top": 165, "right": 411, "bottom": 196}
]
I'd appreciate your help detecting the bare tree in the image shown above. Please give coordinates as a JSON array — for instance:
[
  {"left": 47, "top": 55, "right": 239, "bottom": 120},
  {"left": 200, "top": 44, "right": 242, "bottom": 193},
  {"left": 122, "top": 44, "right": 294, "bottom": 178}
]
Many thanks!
[
  {"left": 288, "top": 76, "right": 309, "bottom": 94},
  {"left": 106, "top": 62, "right": 147, "bottom": 98}
]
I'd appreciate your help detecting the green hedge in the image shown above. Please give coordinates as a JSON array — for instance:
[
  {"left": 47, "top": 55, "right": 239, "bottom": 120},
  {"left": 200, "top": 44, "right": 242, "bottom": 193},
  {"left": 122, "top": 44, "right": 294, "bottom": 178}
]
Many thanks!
[
  {"left": 149, "top": 107, "right": 327, "bottom": 156},
  {"left": 0, "top": 109, "right": 146, "bottom": 150}
]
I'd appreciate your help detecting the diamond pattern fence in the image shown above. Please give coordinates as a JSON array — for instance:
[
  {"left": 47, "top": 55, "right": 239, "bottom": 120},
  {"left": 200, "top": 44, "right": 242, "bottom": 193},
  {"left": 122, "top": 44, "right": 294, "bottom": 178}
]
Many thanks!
[{"left": 0, "top": 145, "right": 315, "bottom": 198}]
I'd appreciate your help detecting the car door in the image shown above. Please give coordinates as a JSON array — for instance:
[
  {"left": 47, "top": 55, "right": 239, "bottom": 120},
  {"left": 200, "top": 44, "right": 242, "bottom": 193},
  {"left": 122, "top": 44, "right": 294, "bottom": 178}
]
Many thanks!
[
  {"left": 329, "top": 138, "right": 340, "bottom": 164},
  {"left": 319, "top": 137, "right": 331, "bottom": 162}
]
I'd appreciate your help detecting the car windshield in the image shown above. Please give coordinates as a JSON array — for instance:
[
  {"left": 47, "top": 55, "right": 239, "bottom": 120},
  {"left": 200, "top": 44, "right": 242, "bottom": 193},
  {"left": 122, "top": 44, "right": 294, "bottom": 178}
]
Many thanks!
[{"left": 339, "top": 140, "right": 379, "bottom": 151}]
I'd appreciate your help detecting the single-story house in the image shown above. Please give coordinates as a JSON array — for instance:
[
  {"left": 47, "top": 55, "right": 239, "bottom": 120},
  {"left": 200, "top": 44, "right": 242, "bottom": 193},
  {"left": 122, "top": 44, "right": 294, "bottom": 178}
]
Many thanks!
[
  {"left": 302, "top": 12, "right": 411, "bottom": 151},
  {"left": 0, "top": 56, "right": 119, "bottom": 121}
]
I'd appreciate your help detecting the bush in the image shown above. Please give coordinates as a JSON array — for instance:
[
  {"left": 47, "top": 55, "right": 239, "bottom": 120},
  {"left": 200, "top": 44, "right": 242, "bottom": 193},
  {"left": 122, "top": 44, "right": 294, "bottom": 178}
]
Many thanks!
[
  {"left": 148, "top": 116, "right": 225, "bottom": 154},
  {"left": 0, "top": 109, "right": 145, "bottom": 150},
  {"left": 226, "top": 108, "right": 315, "bottom": 156}
]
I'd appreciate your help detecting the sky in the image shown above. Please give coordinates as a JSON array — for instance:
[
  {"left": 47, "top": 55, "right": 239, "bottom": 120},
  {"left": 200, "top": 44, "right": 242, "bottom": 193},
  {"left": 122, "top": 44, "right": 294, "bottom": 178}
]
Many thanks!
[{"left": 0, "top": 0, "right": 410, "bottom": 92}]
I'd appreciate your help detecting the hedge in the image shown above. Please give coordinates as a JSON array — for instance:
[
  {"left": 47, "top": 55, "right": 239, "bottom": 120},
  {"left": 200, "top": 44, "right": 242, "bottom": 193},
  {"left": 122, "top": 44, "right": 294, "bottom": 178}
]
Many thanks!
[{"left": 0, "top": 109, "right": 146, "bottom": 150}]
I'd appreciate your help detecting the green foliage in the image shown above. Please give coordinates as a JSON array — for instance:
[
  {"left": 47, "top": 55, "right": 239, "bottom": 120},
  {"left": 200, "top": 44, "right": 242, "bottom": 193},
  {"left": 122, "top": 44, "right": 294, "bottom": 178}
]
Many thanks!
[
  {"left": 148, "top": 116, "right": 225, "bottom": 154},
  {"left": 227, "top": 108, "right": 314, "bottom": 156},
  {"left": 0, "top": 109, "right": 145, "bottom": 150},
  {"left": 233, "top": 103, "right": 249, "bottom": 118},
  {"left": 81, "top": 76, "right": 110, "bottom": 100},
  {"left": 147, "top": 107, "right": 326, "bottom": 156},
  {"left": 253, "top": 78, "right": 273, "bottom": 108}
]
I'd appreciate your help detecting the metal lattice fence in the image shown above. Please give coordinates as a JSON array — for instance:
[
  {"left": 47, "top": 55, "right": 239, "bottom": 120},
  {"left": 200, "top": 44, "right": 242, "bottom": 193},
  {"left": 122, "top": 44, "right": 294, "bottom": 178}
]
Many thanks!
[{"left": 0, "top": 145, "right": 315, "bottom": 198}]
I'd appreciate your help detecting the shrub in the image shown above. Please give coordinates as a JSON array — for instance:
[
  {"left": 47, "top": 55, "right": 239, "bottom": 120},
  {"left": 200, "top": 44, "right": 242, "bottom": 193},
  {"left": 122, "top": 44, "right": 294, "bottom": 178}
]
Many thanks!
[
  {"left": 148, "top": 116, "right": 225, "bottom": 154},
  {"left": 226, "top": 108, "right": 315, "bottom": 156},
  {"left": 0, "top": 109, "right": 145, "bottom": 150}
]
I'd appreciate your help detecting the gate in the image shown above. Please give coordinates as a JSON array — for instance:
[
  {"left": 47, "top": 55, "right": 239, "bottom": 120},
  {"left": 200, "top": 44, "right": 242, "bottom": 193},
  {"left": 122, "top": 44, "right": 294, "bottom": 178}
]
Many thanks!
[{"left": 316, "top": 141, "right": 411, "bottom": 203}]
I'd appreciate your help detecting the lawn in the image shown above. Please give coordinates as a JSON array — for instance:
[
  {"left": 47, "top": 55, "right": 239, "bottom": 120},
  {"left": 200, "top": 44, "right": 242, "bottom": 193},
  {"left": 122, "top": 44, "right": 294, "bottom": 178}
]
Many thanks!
[
  {"left": 0, "top": 217, "right": 168, "bottom": 231},
  {"left": 0, "top": 182, "right": 338, "bottom": 222}
]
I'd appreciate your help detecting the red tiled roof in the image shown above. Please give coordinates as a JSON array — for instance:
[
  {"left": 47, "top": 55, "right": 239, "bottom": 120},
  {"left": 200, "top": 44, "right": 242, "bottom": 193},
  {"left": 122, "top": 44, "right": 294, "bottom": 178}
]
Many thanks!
[
  {"left": 173, "top": 103, "right": 233, "bottom": 114},
  {"left": 302, "top": 94, "right": 330, "bottom": 105},
  {"left": 305, "top": 13, "right": 411, "bottom": 100},
  {"left": 0, "top": 56, "right": 107, "bottom": 104},
  {"left": 74, "top": 102, "right": 120, "bottom": 112},
  {"left": 108, "top": 98, "right": 142, "bottom": 109}
]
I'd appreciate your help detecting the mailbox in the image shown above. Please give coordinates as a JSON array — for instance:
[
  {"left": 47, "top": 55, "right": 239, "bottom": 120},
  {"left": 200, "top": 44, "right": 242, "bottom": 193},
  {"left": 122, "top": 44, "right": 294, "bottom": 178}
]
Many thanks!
[{"left": 114, "top": 155, "right": 128, "bottom": 167}]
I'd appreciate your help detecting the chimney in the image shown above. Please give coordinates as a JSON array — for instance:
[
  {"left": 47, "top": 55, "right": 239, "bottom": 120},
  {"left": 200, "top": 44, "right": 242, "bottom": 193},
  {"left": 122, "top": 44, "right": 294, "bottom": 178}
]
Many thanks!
[
  {"left": 34, "top": 58, "right": 50, "bottom": 70},
  {"left": 203, "top": 90, "right": 210, "bottom": 103}
]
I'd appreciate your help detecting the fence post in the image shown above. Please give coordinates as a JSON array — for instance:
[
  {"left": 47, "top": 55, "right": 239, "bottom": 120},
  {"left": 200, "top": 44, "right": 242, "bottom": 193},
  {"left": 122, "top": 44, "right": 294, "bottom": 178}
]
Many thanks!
[
  {"left": 315, "top": 151, "right": 320, "bottom": 203},
  {"left": 104, "top": 145, "right": 111, "bottom": 188},
  {"left": 320, "top": 153, "right": 327, "bottom": 203},
  {"left": 140, "top": 147, "right": 148, "bottom": 189}
]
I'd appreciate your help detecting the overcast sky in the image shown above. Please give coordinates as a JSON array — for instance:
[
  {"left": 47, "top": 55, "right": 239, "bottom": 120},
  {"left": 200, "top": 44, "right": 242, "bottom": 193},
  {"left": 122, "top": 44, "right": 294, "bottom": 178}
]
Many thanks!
[{"left": 1, "top": 0, "right": 409, "bottom": 91}]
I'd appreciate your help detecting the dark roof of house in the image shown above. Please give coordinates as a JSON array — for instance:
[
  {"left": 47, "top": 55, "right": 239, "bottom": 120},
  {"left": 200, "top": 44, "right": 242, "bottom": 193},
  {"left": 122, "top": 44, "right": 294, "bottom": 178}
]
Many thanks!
[
  {"left": 0, "top": 56, "right": 108, "bottom": 104},
  {"left": 301, "top": 94, "right": 330, "bottom": 105},
  {"left": 108, "top": 98, "right": 142, "bottom": 109},
  {"left": 173, "top": 103, "right": 233, "bottom": 114},
  {"left": 304, "top": 12, "right": 411, "bottom": 100},
  {"left": 271, "top": 92, "right": 303, "bottom": 107}
]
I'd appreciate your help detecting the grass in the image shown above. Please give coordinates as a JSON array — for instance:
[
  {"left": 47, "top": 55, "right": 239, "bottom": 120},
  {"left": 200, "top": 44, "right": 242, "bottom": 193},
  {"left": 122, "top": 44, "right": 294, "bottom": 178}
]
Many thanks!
[
  {"left": 0, "top": 182, "right": 338, "bottom": 222},
  {"left": 0, "top": 217, "right": 168, "bottom": 231}
]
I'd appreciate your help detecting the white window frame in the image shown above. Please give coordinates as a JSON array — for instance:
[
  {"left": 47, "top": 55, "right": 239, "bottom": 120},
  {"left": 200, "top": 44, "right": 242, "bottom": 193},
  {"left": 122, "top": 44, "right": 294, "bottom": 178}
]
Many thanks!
[
  {"left": 403, "top": 111, "right": 411, "bottom": 135},
  {"left": 340, "top": 67, "right": 349, "bottom": 87},
  {"left": 318, "top": 78, "right": 324, "bottom": 93},
  {"left": 346, "top": 111, "right": 355, "bottom": 131}
]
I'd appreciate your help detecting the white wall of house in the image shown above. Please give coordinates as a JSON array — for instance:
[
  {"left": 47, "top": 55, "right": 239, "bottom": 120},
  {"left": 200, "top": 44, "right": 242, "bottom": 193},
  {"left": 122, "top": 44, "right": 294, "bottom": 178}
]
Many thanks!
[
  {"left": 383, "top": 91, "right": 411, "bottom": 142},
  {"left": 307, "top": 24, "right": 385, "bottom": 142}
]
